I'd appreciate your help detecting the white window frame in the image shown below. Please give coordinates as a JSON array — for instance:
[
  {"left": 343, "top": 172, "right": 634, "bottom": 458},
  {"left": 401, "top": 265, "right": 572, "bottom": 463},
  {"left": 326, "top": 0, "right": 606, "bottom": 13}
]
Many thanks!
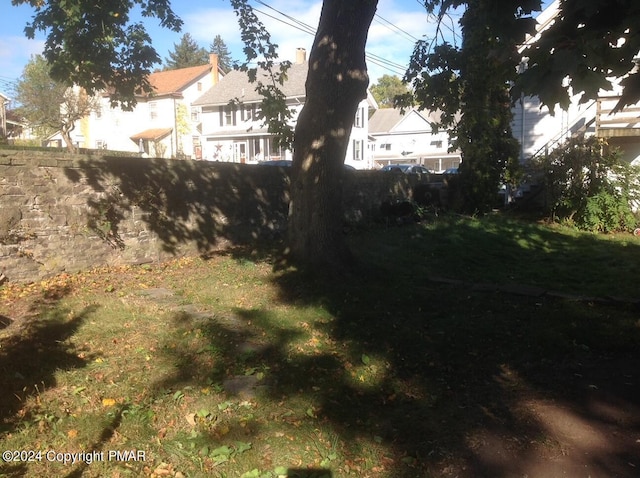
[
  {"left": 191, "top": 107, "right": 200, "bottom": 122},
  {"left": 149, "top": 101, "right": 158, "bottom": 120},
  {"left": 354, "top": 107, "right": 364, "bottom": 128},
  {"left": 353, "top": 139, "right": 363, "bottom": 161}
]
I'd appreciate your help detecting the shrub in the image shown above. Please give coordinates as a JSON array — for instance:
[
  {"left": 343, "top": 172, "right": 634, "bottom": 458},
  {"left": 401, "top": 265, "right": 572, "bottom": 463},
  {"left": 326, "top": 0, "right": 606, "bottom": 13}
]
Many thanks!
[{"left": 532, "top": 135, "right": 640, "bottom": 232}]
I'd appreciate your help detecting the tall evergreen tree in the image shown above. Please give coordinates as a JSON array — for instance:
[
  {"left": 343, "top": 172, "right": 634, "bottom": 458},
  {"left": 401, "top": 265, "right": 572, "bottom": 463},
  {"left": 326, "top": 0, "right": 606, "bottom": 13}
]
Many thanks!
[
  {"left": 209, "top": 34, "right": 233, "bottom": 73},
  {"left": 164, "top": 33, "right": 208, "bottom": 70}
]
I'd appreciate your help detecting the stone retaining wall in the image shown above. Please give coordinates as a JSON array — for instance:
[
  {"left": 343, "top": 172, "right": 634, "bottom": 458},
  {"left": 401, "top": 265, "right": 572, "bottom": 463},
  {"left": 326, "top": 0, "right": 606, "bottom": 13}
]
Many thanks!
[{"left": 1, "top": 149, "right": 429, "bottom": 283}]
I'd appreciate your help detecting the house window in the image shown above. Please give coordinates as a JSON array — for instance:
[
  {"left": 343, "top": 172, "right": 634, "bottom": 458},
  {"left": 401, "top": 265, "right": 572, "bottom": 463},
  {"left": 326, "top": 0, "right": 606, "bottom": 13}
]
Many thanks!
[
  {"left": 353, "top": 139, "right": 363, "bottom": 161},
  {"left": 430, "top": 140, "right": 443, "bottom": 148},
  {"left": 94, "top": 104, "right": 102, "bottom": 119},
  {"left": 149, "top": 101, "right": 158, "bottom": 120},
  {"left": 253, "top": 138, "right": 262, "bottom": 161},
  {"left": 223, "top": 105, "right": 235, "bottom": 126},
  {"left": 191, "top": 107, "right": 200, "bottom": 122},
  {"left": 354, "top": 107, "right": 364, "bottom": 128},
  {"left": 268, "top": 137, "right": 283, "bottom": 159},
  {"left": 197, "top": 82, "right": 203, "bottom": 91},
  {"left": 244, "top": 105, "right": 253, "bottom": 121},
  {"left": 380, "top": 143, "right": 392, "bottom": 151},
  {"left": 95, "top": 140, "right": 107, "bottom": 150}
]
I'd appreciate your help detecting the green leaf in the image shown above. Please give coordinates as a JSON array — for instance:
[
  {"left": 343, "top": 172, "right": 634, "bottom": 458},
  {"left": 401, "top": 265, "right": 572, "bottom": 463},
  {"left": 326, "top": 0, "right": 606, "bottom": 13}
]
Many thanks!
[
  {"left": 72, "top": 386, "right": 87, "bottom": 395},
  {"left": 234, "top": 441, "right": 252, "bottom": 454},
  {"left": 173, "top": 390, "right": 184, "bottom": 402},
  {"left": 274, "top": 466, "right": 288, "bottom": 475},
  {"left": 361, "top": 354, "right": 371, "bottom": 365},
  {"left": 210, "top": 445, "right": 232, "bottom": 457},
  {"left": 240, "top": 470, "right": 260, "bottom": 478}
]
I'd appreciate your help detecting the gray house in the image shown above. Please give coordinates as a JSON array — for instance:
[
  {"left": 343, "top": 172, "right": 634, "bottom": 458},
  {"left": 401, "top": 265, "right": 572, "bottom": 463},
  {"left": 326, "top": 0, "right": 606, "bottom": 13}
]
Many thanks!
[{"left": 192, "top": 48, "right": 377, "bottom": 169}]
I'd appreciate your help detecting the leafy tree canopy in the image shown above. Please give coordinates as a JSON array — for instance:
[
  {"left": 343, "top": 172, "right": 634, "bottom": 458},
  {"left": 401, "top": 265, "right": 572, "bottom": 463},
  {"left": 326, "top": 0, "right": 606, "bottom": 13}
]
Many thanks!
[
  {"left": 15, "top": 54, "right": 99, "bottom": 151},
  {"left": 403, "top": 0, "right": 640, "bottom": 212},
  {"left": 11, "top": 0, "right": 182, "bottom": 110},
  {"left": 14, "top": 55, "right": 65, "bottom": 135},
  {"left": 164, "top": 33, "right": 209, "bottom": 70},
  {"left": 370, "top": 74, "right": 410, "bottom": 108},
  {"left": 209, "top": 34, "right": 234, "bottom": 73},
  {"left": 513, "top": 0, "right": 640, "bottom": 112},
  {"left": 403, "top": 0, "right": 538, "bottom": 212}
]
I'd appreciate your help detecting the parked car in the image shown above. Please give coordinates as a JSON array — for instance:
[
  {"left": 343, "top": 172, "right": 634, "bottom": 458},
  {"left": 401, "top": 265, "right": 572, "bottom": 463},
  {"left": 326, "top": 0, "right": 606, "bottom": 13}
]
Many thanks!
[
  {"left": 443, "top": 167, "right": 460, "bottom": 175},
  {"left": 381, "top": 164, "right": 432, "bottom": 174}
]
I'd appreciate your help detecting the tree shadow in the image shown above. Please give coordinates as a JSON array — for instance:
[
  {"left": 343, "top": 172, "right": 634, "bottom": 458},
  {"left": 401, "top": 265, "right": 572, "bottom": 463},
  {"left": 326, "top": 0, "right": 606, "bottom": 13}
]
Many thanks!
[
  {"left": 148, "top": 222, "right": 640, "bottom": 476},
  {"left": 287, "top": 469, "right": 332, "bottom": 478},
  {"left": 63, "top": 404, "right": 126, "bottom": 478},
  {"left": 63, "top": 157, "right": 290, "bottom": 256},
  {"left": 0, "top": 302, "right": 98, "bottom": 475},
  {"left": 68, "top": 156, "right": 640, "bottom": 477},
  {"left": 0, "top": 281, "right": 142, "bottom": 478},
  {"left": 262, "top": 219, "right": 639, "bottom": 476}
]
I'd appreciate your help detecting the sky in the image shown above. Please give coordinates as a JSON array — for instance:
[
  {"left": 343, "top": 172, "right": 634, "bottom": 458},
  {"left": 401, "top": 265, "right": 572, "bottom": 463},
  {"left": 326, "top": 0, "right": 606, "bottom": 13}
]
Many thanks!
[{"left": 0, "top": 0, "right": 549, "bottom": 100}]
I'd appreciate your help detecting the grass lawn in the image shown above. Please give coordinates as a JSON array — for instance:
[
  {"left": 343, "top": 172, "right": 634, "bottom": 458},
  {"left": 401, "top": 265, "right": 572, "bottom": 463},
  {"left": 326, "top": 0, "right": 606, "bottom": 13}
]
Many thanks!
[{"left": 1, "top": 214, "right": 639, "bottom": 477}]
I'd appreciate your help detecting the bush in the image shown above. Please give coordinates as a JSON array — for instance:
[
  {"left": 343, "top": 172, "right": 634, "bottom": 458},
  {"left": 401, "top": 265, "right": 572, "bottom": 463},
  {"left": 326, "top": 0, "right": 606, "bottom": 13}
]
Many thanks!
[{"left": 532, "top": 135, "right": 640, "bottom": 232}]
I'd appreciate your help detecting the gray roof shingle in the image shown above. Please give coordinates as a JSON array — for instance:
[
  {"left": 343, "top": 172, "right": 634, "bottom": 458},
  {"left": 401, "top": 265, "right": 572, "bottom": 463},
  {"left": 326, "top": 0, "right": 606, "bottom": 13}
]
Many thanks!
[
  {"left": 368, "top": 108, "right": 443, "bottom": 134},
  {"left": 193, "top": 62, "right": 308, "bottom": 106},
  {"left": 368, "top": 108, "right": 406, "bottom": 134}
]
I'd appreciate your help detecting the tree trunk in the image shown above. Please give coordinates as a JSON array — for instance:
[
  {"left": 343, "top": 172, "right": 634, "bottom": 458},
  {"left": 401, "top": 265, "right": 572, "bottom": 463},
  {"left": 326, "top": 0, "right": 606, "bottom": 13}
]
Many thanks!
[
  {"left": 288, "top": 0, "right": 377, "bottom": 270},
  {"left": 60, "top": 123, "right": 77, "bottom": 153}
]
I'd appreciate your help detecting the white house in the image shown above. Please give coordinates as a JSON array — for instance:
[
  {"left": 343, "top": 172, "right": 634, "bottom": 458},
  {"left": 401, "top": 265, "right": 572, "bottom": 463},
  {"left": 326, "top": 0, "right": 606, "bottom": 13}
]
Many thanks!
[
  {"left": 191, "top": 48, "right": 377, "bottom": 169},
  {"left": 512, "top": 0, "right": 640, "bottom": 165},
  {"left": 368, "top": 107, "right": 461, "bottom": 172},
  {"left": 52, "top": 54, "right": 223, "bottom": 158}
]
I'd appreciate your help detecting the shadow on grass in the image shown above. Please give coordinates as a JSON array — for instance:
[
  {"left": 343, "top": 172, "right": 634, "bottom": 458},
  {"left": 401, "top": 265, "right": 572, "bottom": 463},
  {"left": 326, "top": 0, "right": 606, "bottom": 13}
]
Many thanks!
[
  {"left": 0, "top": 305, "right": 98, "bottom": 428},
  {"left": 115, "top": 212, "right": 640, "bottom": 476},
  {"left": 388, "top": 214, "right": 640, "bottom": 299},
  {"left": 63, "top": 404, "right": 126, "bottom": 478},
  {"left": 276, "top": 265, "right": 639, "bottom": 475},
  {"left": 287, "top": 469, "right": 332, "bottom": 477},
  {"left": 186, "top": 220, "right": 640, "bottom": 477},
  {"left": 0, "top": 302, "right": 99, "bottom": 476}
]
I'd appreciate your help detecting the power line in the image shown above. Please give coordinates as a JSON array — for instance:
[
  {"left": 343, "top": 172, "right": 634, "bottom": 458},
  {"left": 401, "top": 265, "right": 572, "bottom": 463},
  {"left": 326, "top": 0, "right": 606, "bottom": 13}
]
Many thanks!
[
  {"left": 250, "top": 0, "right": 410, "bottom": 77},
  {"left": 0, "top": 78, "right": 17, "bottom": 96},
  {"left": 373, "top": 14, "right": 420, "bottom": 43},
  {"left": 253, "top": 0, "right": 315, "bottom": 35}
]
